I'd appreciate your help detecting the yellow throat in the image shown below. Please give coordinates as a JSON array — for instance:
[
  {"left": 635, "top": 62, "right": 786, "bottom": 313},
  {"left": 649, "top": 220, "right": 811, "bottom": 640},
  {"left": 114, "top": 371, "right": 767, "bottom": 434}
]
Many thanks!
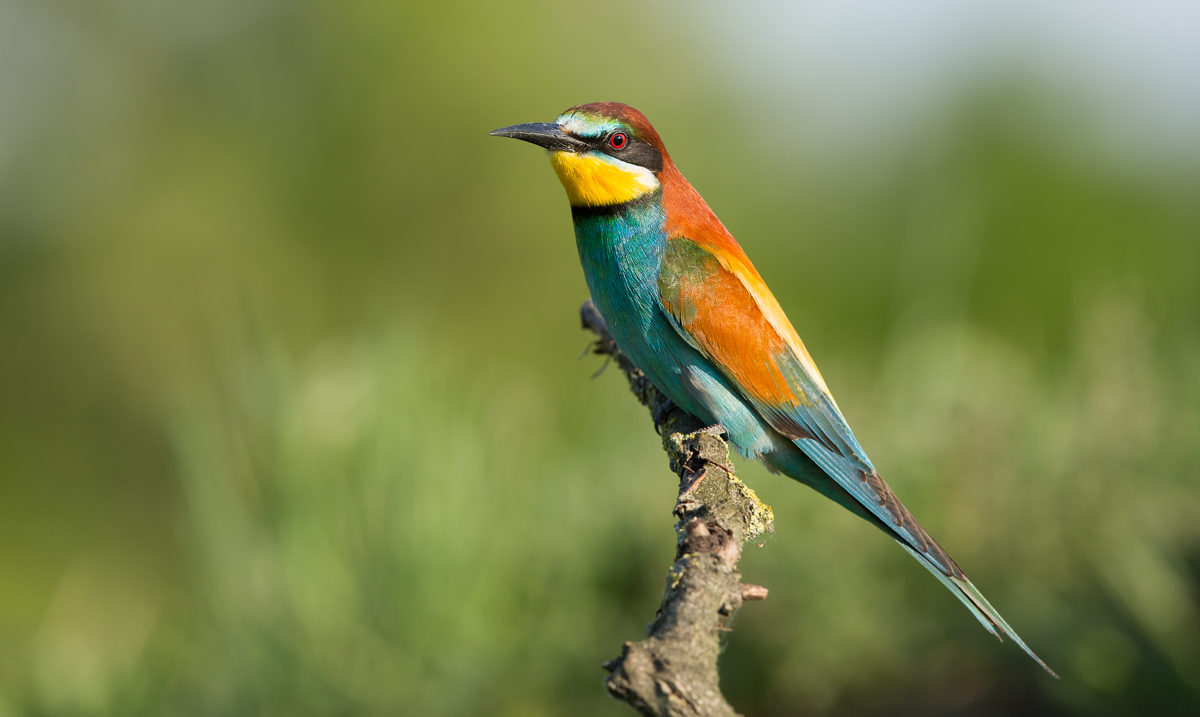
[{"left": 549, "top": 151, "right": 659, "bottom": 207}]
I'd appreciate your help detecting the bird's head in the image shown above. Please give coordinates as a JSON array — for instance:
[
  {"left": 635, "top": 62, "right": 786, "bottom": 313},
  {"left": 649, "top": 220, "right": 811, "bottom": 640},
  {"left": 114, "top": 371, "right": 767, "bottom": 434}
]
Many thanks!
[{"left": 490, "top": 102, "right": 668, "bottom": 209}]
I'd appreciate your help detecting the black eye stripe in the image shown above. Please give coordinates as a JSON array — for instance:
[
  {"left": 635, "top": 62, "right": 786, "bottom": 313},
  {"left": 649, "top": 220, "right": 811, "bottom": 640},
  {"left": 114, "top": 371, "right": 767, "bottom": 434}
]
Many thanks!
[
  {"left": 589, "top": 133, "right": 663, "bottom": 173},
  {"left": 562, "top": 128, "right": 664, "bottom": 173}
]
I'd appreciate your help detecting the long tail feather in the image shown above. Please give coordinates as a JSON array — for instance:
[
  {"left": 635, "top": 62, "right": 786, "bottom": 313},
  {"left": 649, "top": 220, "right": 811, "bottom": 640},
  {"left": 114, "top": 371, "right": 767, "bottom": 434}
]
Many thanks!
[
  {"left": 764, "top": 441, "right": 1057, "bottom": 676},
  {"left": 899, "top": 543, "right": 1058, "bottom": 678}
]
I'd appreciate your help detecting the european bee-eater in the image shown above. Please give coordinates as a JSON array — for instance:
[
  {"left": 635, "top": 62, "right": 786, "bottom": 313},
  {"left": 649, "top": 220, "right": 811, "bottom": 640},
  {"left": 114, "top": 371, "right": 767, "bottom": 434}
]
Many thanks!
[{"left": 491, "top": 102, "right": 1055, "bottom": 676}]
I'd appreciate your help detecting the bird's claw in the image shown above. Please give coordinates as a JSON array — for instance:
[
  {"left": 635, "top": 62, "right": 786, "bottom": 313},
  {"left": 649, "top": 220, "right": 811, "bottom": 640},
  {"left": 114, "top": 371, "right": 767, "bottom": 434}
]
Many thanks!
[{"left": 652, "top": 397, "right": 677, "bottom": 427}]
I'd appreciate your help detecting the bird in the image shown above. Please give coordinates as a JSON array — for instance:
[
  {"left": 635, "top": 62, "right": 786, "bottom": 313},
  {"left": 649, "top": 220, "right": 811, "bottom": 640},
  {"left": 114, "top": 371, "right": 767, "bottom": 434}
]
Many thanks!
[{"left": 490, "top": 102, "right": 1055, "bottom": 676}]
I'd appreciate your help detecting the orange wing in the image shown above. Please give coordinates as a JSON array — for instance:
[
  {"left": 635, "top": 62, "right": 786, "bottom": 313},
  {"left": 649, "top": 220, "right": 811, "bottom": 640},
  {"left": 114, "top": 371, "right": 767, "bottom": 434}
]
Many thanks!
[{"left": 656, "top": 237, "right": 874, "bottom": 469}]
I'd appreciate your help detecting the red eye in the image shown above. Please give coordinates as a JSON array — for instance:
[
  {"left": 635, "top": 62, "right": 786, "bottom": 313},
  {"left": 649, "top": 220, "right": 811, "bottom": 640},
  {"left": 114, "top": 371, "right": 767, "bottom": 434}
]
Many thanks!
[{"left": 609, "top": 132, "right": 627, "bottom": 150}]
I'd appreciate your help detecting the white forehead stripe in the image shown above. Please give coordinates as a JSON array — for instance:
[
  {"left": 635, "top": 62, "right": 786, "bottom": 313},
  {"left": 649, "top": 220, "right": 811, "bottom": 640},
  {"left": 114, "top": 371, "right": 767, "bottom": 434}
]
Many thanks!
[{"left": 556, "top": 112, "right": 623, "bottom": 138}]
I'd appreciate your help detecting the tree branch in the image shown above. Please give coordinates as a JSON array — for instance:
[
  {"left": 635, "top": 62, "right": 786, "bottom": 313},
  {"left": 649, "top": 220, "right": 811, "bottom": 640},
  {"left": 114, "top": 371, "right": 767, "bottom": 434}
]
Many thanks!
[{"left": 581, "top": 299, "right": 775, "bottom": 717}]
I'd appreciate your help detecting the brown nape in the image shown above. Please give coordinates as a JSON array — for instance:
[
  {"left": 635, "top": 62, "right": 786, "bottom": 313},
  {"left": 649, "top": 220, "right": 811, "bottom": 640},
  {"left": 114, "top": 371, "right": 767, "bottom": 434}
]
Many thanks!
[{"left": 562, "top": 101, "right": 670, "bottom": 158}]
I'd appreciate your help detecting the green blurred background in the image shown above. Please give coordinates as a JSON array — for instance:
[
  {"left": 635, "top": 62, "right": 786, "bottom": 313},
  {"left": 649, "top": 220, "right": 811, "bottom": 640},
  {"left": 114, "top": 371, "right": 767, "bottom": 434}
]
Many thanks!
[{"left": 2, "top": 1, "right": 1199, "bottom": 715}]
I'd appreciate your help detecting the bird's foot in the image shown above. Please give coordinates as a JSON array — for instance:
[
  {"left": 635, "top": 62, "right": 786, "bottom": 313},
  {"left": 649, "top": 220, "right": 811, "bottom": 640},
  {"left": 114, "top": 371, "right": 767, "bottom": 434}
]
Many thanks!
[{"left": 651, "top": 397, "right": 678, "bottom": 427}]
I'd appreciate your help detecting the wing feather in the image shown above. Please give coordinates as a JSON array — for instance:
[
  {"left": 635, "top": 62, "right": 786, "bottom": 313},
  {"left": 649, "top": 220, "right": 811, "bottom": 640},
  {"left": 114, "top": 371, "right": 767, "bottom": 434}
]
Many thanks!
[{"left": 657, "top": 237, "right": 956, "bottom": 574}]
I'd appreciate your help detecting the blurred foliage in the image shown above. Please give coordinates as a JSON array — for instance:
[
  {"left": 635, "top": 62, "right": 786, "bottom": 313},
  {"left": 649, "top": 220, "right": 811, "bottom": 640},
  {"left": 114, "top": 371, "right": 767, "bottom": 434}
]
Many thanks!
[{"left": 1, "top": 1, "right": 1199, "bottom": 716}]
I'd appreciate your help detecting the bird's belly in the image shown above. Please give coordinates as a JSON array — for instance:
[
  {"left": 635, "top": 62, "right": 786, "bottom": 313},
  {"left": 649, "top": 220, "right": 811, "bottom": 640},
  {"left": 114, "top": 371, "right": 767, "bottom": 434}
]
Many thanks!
[{"left": 587, "top": 279, "right": 710, "bottom": 417}]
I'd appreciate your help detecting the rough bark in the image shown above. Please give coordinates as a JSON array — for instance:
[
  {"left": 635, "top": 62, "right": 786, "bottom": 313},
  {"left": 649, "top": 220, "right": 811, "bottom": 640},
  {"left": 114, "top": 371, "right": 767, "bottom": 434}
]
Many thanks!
[{"left": 581, "top": 299, "right": 775, "bottom": 717}]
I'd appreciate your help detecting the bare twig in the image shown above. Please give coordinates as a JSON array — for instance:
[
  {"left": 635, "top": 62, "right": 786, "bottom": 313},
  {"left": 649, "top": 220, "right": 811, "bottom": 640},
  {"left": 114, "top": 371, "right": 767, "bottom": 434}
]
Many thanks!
[{"left": 581, "top": 299, "right": 774, "bottom": 717}]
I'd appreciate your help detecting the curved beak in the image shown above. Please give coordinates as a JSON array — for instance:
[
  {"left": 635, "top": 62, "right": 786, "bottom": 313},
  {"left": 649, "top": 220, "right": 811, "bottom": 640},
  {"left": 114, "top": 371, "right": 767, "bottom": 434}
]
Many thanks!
[{"left": 489, "top": 122, "right": 589, "bottom": 152}]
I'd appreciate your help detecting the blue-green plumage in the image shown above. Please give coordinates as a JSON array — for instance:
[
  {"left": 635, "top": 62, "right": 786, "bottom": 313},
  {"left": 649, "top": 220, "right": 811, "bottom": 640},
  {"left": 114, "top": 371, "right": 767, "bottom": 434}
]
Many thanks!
[
  {"left": 572, "top": 190, "right": 892, "bottom": 526},
  {"left": 573, "top": 193, "right": 713, "bottom": 425}
]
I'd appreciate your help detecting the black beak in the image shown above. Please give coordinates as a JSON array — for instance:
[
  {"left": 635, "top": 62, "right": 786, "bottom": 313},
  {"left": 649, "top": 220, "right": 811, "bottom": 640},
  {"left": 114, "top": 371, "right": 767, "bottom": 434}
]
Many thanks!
[{"left": 489, "top": 122, "right": 589, "bottom": 152}]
